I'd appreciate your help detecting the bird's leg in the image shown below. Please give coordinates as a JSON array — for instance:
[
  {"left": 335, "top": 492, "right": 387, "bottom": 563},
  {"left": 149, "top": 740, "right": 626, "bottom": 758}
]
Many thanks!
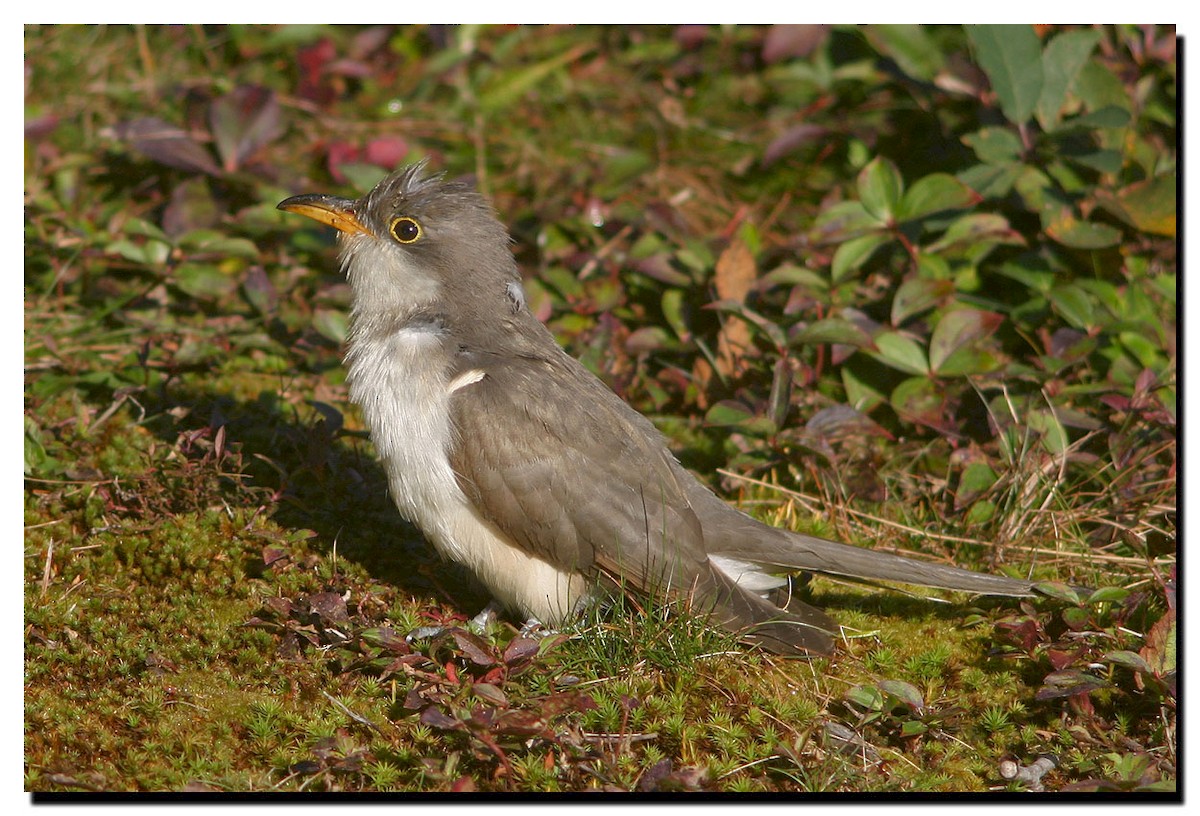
[{"left": 518, "top": 617, "right": 549, "bottom": 638}]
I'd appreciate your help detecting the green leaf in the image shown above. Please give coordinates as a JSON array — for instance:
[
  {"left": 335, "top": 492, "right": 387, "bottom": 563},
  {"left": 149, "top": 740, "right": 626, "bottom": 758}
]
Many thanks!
[
  {"left": 705, "top": 402, "right": 751, "bottom": 426},
  {"left": 1097, "top": 174, "right": 1177, "bottom": 237},
  {"left": 1046, "top": 158, "right": 1092, "bottom": 194},
  {"left": 1087, "top": 586, "right": 1131, "bottom": 604},
  {"left": 1013, "top": 164, "right": 1055, "bottom": 211},
  {"left": 958, "top": 461, "right": 998, "bottom": 499},
  {"left": 997, "top": 259, "right": 1056, "bottom": 293},
  {"left": 676, "top": 240, "right": 715, "bottom": 275},
  {"left": 792, "top": 317, "right": 871, "bottom": 348},
  {"left": 1149, "top": 274, "right": 1177, "bottom": 307},
  {"left": 891, "top": 277, "right": 952, "bottom": 325},
  {"left": 878, "top": 679, "right": 924, "bottom": 711},
  {"left": 1118, "top": 331, "right": 1165, "bottom": 370},
  {"left": 965, "top": 500, "right": 996, "bottom": 524},
  {"left": 962, "top": 127, "right": 1024, "bottom": 164},
  {"left": 967, "top": 24, "right": 1045, "bottom": 124},
  {"left": 1057, "top": 104, "right": 1133, "bottom": 131},
  {"left": 1103, "top": 650, "right": 1152, "bottom": 673},
  {"left": 768, "top": 357, "right": 793, "bottom": 429},
  {"left": 179, "top": 233, "right": 261, "bottom": 260},
  {"left": 339, "top": 163, "right": 388, "bottom": 193},
  {"left": 1043, "top": 208, "right": 1123, "bottom": 249},
  {"left": 812, "top": 200, "right": 878, "bottom": 241},
  {"left": 958, "top": 162, "right": 1024, "bottom": 199},
  {"left": 601, "top": 149, "right": 654, "bottom": 188},
  {"left": 25, "top": 416, "right": 51, "bottom": 476},
  {"left": 873, "top": 331, "right": 929, "bottom": 376},
  {"left": 312, "top": 308, "right": 348, "bottom": 345},
  {"left": 1142, "top": 609, "right": 1177, "bottom": 676},
  {"left": 760, "top": 263, "right": 828, "bottom": 291},
  {"left": 933, "top": 343, "right": 1001, "bottom": 378},
  {"left": 1064, "top": 149, "right": 1123, "bottom": 175},
  {"left": 1036, "top": 28, "right": 1102, "bottom": 130},
  {"left": 857, "top": 157, "right": 904, "bottom": 223},
  {"left": 831, "top": 233, "right": 890, "bottom": 283},
  {"left": 928, "top": 213, "right": 1024, "bottom": 254},
  {"left": 543, "top": 264, "right": 585, "bottom": 300},
  {"left": 896, "top": 173, "right": 980, "bottom": 222},
  {"left": 846, "top": 685, "right": 884, "bottom": 711},
  {"left": 660, "top": 289, "right": 690, "bottom": 341},
  {"left": 704, "top": 401, "right": 776, "bottom": 435},
  {"left": 106, "top": 237, "right": 171, "bottom": 266},
  {"left": 478, "top": 44, "right": 587, "bottom": 114},
  {"left": 929, "top": 308, "right": 1003, "bottom": 375},
  {"left": 1035, "top": 581, "right": 1081, "bottom": 604},
  {"left": 890, "top": 376, "right": 943, "bottom": 426},
  {"left": 1074, "top": 59, "right": 1132, "bottom": 116},
  {"left": 915, "top": 252, "right": 952, "bottom": 280},
  {"left": 862, "top": 24, "right": 944, "bottom": 81},
  {"left": 174, "top": 263, "right": 237, "bottom": 300},
  {"left": 1027, "top": 408, "right": 1068, "bottom": 455}
]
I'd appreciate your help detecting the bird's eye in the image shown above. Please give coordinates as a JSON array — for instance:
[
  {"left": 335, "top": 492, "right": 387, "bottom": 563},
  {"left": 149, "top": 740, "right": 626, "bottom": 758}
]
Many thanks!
[{"left": 389, "top": 217, "right": 422, "bottom": 244}]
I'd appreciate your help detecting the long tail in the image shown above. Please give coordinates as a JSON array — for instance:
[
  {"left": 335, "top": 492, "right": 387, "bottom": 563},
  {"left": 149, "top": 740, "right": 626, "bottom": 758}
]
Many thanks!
[
  {"left": 770, "top": 529, "right": 1035, "bottom": 596},
  {"left": 686, "top": 479, "right": 1034, "bottom": 597}
]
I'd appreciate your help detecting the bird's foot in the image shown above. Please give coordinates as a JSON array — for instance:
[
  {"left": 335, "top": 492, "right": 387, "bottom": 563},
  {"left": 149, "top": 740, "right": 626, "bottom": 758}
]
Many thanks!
[{"left": 518, "top": 617, "right": 553, "bottom": 639}]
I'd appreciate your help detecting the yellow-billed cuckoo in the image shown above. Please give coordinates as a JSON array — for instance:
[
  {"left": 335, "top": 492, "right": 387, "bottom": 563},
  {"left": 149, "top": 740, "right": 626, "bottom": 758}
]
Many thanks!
[{"left": 277, "top": 163, "right": 1035, "bottom": 655}]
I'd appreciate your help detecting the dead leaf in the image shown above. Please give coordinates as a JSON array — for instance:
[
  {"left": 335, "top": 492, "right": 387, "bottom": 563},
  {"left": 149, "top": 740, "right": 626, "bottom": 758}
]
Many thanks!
[{"left": 712, "top": 236, "right": 758, "bottom": 380}]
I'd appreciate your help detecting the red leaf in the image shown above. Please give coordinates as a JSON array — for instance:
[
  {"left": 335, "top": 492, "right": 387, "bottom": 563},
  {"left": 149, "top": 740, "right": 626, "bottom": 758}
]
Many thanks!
[
  {"left": 305, "top": 591, "right": 349, "bottom": 626},
  {"left": 502, "top": 636, "right": 542, "bottom": 667},
  {"left": 762, "top": 24, "right": 829, "bottom": 62},
  {"left": 326, "top": 141, "right": 361, "bottom": 184},
  {"left": 208, "top": 86, "right": 284, "bottom": 173},
  {"left": 297, "top": 38, "right": 338, "bottom": 105},
  {"left": 113, "top": 117, "right": 222, "bottom": 176},
  {"left": 763, "top": 124, "right": 828, "bottom": 165},
  {"left": 364, "top": 136, "right": 409, "bottom": 170},
  {"left": 420, "top": 706, "right": 463, "bottom": 731},
  {"left": 450, "top": 629, "right": 498, "bottom": 666},
  {"left": 471, "top": 682, "right": 508, "bottom": 707}
]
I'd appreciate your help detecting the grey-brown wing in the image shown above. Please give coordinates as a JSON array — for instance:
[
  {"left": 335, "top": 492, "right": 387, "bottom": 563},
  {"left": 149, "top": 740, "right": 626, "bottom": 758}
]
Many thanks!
[
  {"left": 445, "top": 349, "right": 709, "bottom": 594},
  {"left": 445, "top": 348, "right": 842, "bottom": 654}
]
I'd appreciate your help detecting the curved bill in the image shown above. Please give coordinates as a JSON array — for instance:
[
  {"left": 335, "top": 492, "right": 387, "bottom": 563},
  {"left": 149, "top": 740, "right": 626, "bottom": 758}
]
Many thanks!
[{"left": 277, "top": 193, "right": 373, "bottom": 236}]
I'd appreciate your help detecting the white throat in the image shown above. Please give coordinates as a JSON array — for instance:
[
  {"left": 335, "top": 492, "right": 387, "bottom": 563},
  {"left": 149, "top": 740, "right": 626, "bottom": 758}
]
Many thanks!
[{"left": 340, "top": 233, "right": 441, "bottom": 313}]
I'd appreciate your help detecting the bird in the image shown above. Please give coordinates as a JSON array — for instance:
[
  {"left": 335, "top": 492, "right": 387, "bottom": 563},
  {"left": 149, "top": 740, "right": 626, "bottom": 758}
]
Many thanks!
[{"left": 277, "top": 163, "right": 1036, "bottom": 655}]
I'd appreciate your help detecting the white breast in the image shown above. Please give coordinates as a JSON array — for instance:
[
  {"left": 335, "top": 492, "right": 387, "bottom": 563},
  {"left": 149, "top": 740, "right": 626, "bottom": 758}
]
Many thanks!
[{"left": 344, "top": 325, "right": 585, "bottom": 624}]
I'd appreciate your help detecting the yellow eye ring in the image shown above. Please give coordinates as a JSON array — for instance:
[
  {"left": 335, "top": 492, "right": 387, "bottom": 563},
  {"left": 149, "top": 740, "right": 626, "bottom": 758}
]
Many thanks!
[{"left": 389, "top": 216, "right": 422, "bottom": 243}]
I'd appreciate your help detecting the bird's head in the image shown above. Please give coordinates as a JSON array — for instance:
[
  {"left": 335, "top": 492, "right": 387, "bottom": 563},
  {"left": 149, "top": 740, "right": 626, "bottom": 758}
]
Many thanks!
[{"left": 278, "top": 163, "right": 525, "bottom": 327}]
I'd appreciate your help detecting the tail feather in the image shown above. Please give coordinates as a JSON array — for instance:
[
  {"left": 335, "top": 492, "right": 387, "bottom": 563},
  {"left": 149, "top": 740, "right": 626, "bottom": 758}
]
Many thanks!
[
  {"left": 771, "top": 529, "right": 1035, "bottom": 596},
  {"left": 685, "top": 478, "right": 1034, "bottom": 597},
  {"left": 692, "top": 561, "right": 837, "bottom": 655}
]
